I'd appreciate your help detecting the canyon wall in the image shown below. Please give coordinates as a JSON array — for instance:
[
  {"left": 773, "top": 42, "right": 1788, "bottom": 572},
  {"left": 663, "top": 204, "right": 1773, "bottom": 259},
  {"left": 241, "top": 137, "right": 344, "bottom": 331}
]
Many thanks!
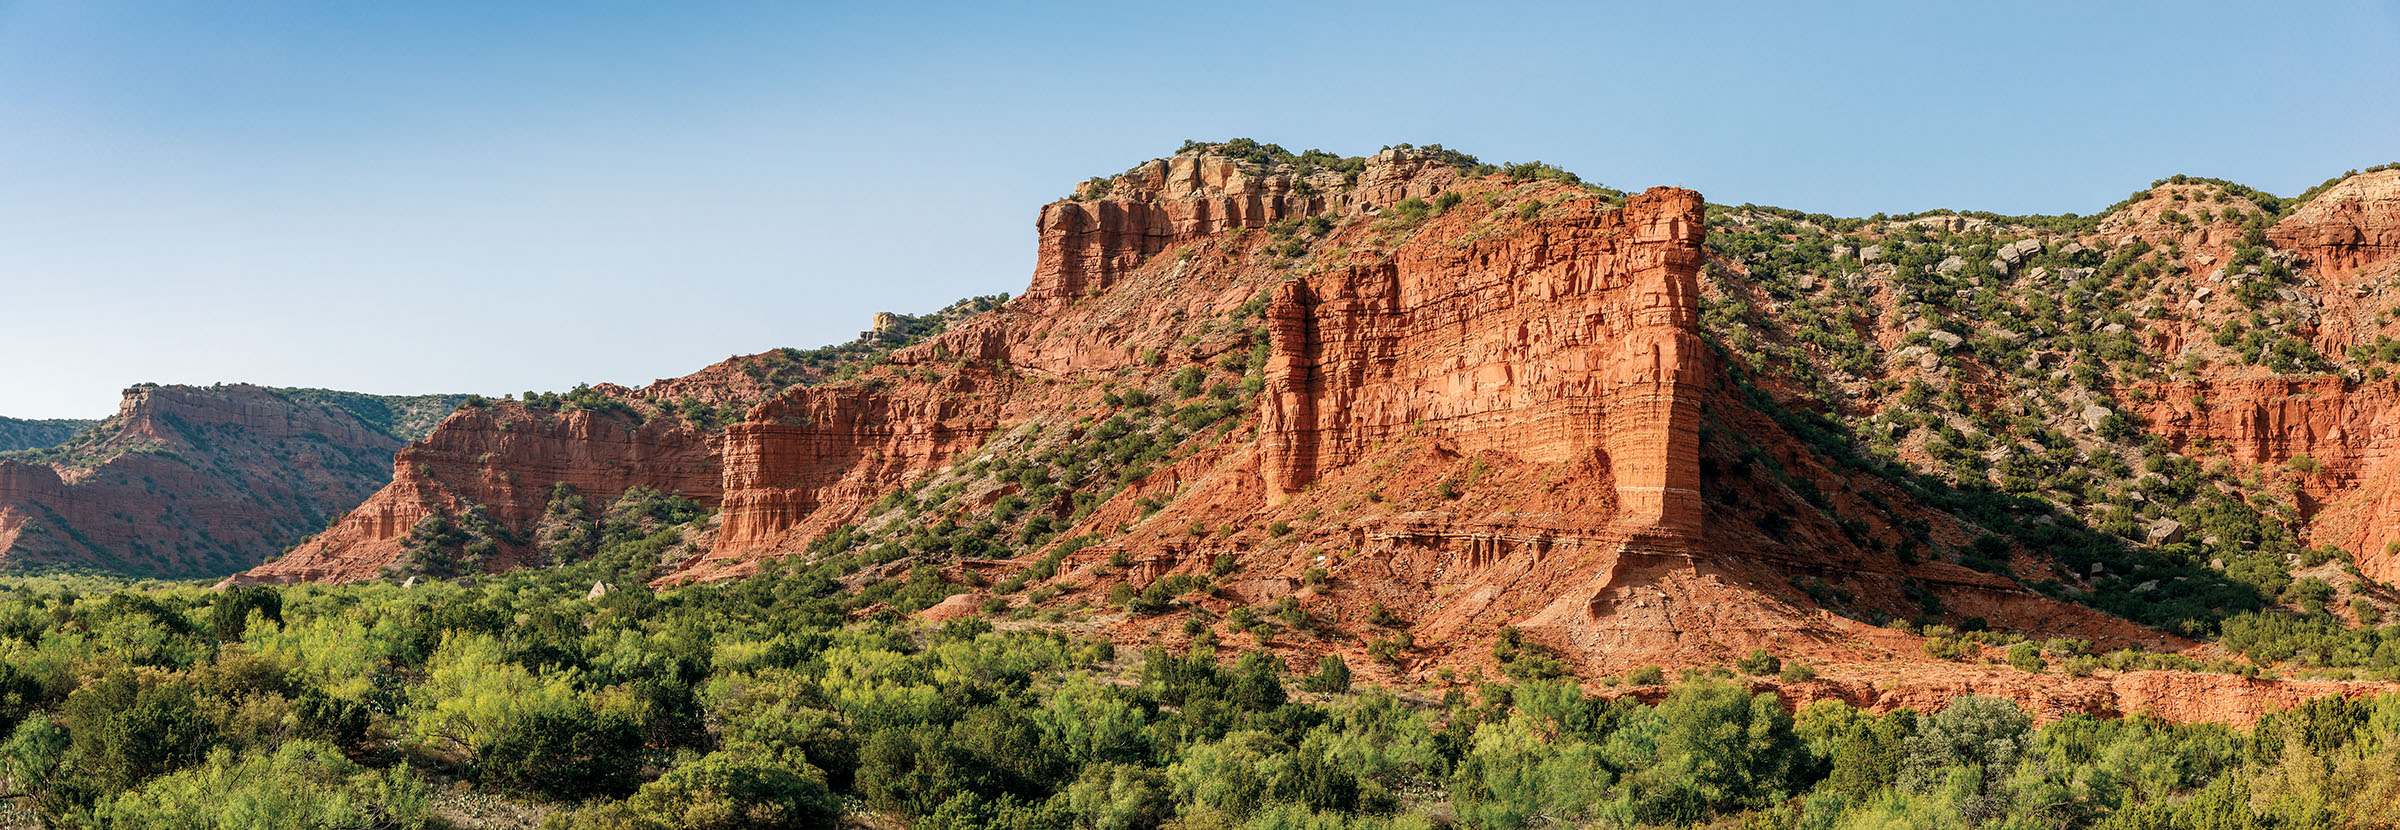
[
  {"left": 2271, "top": 170, "right": 2400, "bottom": 275},
  {"left": 1255, "top": 187, "right": 1707, "bottom": 534},
  {"left": 677, "top": 369, "right": 1016, "bottom": 581},
  {"left": 0, "top": 385, "right": 451, "bottom": 575},
  {"left": 239, "top": 403, "right": 720, "bottom": 584}
]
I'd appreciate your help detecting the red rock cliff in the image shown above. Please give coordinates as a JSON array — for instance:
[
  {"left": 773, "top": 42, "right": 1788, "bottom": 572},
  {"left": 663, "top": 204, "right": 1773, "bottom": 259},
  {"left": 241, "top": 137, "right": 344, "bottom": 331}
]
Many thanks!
[
  {"left": 0, "top": 385, "right": 445, "bottom": 575},
  {"left": 239, "top": 402, "right": 720, "bottom": 584},
  {"left": 1256, "top": 187, "right": 1707, "bottom": 534},
  {"left": 2271, "top": 169, "right": 2400, "bottom": 274},
  {"left": 676, "top": 368, "right": 1015, "bottom": 581}
]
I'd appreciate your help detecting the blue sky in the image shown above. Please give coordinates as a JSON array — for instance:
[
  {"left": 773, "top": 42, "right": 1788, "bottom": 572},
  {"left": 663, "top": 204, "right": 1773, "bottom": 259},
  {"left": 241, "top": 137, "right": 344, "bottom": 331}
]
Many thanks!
[{"left": 1, "top": 1, "right": 2394, "bottom": 418}]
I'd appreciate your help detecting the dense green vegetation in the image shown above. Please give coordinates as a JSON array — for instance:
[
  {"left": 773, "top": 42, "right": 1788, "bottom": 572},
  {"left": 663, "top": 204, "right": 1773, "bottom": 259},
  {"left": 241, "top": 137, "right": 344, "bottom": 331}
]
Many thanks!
[
  {"left": 1690, "top": 196, "right": 2400, "bottom": 641},
  {"left": 14, "top": 558, "right": 2400, "bottom": 829},
  {"left": 0, "top": 386, "right": 462, "bottom": 469},
  {"left": 1157, "top": 139, "right": 1624, "bottom": 200},
  {"left": 0, "top": 417, "right": 97, "bottom": 454},
  {"left": 269, "top": 388, "right": 469, "bottom": 444}
]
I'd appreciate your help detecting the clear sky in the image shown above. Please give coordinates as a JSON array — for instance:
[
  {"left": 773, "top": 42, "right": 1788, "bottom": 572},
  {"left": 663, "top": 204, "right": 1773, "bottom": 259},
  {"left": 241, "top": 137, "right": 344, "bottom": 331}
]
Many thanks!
[{"left": 2, "top": 1, "right": 2394, "bottom": 418}]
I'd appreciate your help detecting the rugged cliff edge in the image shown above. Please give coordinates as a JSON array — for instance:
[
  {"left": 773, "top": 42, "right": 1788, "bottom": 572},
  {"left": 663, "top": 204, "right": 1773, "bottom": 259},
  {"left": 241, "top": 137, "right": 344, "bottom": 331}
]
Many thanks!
[
  {"left": 234, "top": 148, "right": 2400, "bottom": 721},
  {"left": 0, "top": 385, "right": 458, "bottom": 575}
]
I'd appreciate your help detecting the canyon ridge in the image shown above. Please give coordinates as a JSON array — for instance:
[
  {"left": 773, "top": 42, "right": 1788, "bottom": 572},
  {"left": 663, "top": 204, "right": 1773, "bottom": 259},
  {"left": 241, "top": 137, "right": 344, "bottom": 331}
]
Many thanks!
[{"left": 103, "top": 142, "right": 2400, "bottom": 721}]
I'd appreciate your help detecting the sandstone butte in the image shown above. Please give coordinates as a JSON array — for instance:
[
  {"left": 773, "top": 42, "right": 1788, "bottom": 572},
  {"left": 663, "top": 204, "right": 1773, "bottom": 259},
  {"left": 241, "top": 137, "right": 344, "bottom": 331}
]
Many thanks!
[
  {"left": 233, "top": 152, "right": 2400, "bottom": 725},
  {"left": 0, "top": 384, "right": 458, "bottom": 575}
]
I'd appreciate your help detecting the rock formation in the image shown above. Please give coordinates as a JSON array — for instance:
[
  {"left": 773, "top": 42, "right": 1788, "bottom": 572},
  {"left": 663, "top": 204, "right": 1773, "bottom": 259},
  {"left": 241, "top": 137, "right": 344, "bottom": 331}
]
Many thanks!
[
  {"left": 232, "top": 145, "right": 2400, "bottom": 721},
  {"left": 0, "top": 385, "right": 456, "bottom": 575},
  {"left": 2272, "top": 169, "right": 2400, "bottom": 274},
  {"left": 236, "top": 401, "right": 722, "bottom": 584},
  {"left": 1255, "top": 186, "right": 1706, "bottom": 535}
]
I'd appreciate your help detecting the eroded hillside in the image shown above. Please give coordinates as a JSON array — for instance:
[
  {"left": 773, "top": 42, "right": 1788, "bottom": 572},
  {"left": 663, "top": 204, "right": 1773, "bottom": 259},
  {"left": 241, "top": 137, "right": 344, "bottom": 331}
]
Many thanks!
[
  {"left": 235, "top": 147, "right": 2400, "bottom": 720},
  {"left": 0, "top": 385, "right": 460, "bottom": 575}
]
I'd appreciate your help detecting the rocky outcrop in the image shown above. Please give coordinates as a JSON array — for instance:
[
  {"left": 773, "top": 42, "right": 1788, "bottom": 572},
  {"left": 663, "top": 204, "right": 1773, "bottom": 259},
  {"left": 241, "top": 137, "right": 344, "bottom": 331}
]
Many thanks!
[
  {"left": 675, "top": 368, "right": 1015, "bottom": 581},
  {"left": 1026, "top": 149, "right": 1468, "bottom": 307},
  {"left": 1028, "top": 158, "right": 1328, "bottom": 306},
  {"left": 0, "top": 385, "right": 456, "bottom": 575},
  {"left": 1770, "top": 669, "right": 2396, "bottom": 726},
  {"left": 2272, "top": 170, "right": 2400, "bottom": 274},
  {"left": 1255, "top": 186, "right": 1707, "bottom": 535},
  {"left": 238, "top": 402, "right": 720, "bottom": 584},
  {"left": 2132, "top": 377, "right": 2400, "bottom": 581},
  {"left": 222, "top": 145, "right": 2400, "bottom": 724}
]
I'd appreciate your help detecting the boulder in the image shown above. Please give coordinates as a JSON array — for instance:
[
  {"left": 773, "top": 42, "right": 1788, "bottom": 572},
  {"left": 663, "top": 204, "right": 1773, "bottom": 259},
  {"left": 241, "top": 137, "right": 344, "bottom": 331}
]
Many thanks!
[
  {"left": 2146, "top": 519, "right": 2186, "bottom": 545},
  {"left": 2081, "top": 404, "right": 2115, "bottom": 430},
  {"left": 1993, "top": 239, "right": 2043, "bottom": 273}
]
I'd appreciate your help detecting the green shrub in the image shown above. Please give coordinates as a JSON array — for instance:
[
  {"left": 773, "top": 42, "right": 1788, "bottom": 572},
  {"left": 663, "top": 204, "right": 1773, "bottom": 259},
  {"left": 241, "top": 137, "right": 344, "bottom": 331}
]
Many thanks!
[
  {"left": 1736, "top": 649, "right": 1782, "bottom": 676},
  {"left": 475, "top": 705, "right": 643, "bottom": 799},
  {"left": 95, "top": 741, "right": 431, "bottom": 829},
  {"left": 1171, "top": 366, "right": 1207, "bottom": 398},
  {"left": 2007, "top": 642, "right": 2047, "bottom": 673},
  {"left": 555, "top": 751, "right": 840, "bottom": 830},
  {"left": 1301, "top": 654, "right": 1352, "bottom": 694},
  {"left": 1922, "top": 636, "right": 1977, "bottom": 662}
]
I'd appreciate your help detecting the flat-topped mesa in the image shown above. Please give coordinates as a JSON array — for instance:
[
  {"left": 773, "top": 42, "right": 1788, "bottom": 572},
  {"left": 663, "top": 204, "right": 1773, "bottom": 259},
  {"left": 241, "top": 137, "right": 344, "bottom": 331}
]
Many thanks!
[
  {"left": 2271, "top": 169, "right": 2400, "bottom": 275},
  {"left": 1024, "top": 148, "right": 1466, "bottom": 305},
  {"left": 1257, "top": 185, "right": 1708, "bottom": 536}
]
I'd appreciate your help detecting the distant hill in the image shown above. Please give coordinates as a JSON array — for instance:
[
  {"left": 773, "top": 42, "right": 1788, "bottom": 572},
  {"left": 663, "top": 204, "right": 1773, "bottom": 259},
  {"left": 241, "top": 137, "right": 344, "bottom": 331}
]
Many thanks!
[
  {"left": 0, "top": 384, "right": 460, "bottom": 576},
  {"left": 0, "top": 416, "right": 97, "bottom": 452}
]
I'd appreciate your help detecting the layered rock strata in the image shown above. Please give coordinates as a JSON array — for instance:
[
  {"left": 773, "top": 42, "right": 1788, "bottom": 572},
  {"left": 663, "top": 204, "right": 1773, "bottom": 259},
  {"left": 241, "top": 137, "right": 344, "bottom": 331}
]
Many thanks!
[
  {"left": 237, "top": 403, "right": 720, "bottom": 584},
  {"left": 2271, "top": 170, "right": 2400, "bottom": 274},
  {"left": 0, "top": 385, "right": 452, "bottom": 575},
  {"left": 1256, "top": 187, "right": 1707, "bottom": 537},
  {"left": 231, "top": 147, "right": 2400, "bottom": 723}
]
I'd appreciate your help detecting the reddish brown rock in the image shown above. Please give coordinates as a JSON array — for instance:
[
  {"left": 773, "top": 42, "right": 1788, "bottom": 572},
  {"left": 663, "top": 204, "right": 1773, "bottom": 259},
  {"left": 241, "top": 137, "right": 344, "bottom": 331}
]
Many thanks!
[
  {"left": 1769, "top": 668, "right": 2394, "bottom": 726},
  {"left": 241, "top": 401, "right": 720, "bottom": 584},
  {"left": 2129, "top": 377, "right": 2400, "bottom": 582},
  {"left": 0, "top": 385, "right": 452, "bottom": 575},
  {"left": 2272, "top": 170, "right": 2400, "bottom": 274},
  {"left": 674, "top": 369, "right": 1015, "bottom": 582},
  {"left": 239, "top": 147, "right": 2400, "bottom": 725},
  {"left": 1255, "top": 186, "right": 1707, "bottom": 537}
]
